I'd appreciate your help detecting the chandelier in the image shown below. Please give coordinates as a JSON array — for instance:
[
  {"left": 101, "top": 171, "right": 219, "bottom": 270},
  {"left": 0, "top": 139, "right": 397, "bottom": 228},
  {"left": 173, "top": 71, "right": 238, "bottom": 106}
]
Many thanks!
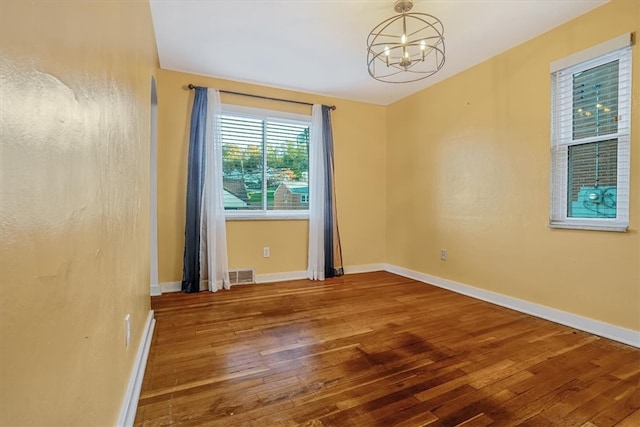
[{"left": 367, "top": 0, "right": 445, "bottom": 83}]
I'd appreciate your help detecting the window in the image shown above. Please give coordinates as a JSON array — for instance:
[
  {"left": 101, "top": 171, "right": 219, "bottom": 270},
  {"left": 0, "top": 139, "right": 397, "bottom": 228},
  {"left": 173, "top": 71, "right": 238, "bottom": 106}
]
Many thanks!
[
  {"left": 550, "top": 36, "right": 632, "bottom": 232},
  {"left": 221, "top": 105, "right": 311, "bottom": 219}
]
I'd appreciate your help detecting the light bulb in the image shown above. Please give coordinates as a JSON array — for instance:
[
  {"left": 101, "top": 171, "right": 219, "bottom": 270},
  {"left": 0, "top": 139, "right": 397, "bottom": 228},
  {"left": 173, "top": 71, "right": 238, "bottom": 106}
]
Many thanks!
[
  {"left": 404, "top": 50, "right": 409, "bottom": 59},
  {"left": 577, "top": 108, "right": 583, "bottom": 112},
  {"left": 384, "top": 46, "right": 390, "bottom": 56},
  {"left": 401, "top": 34, "right": 407, "bottom": 44},
  {"left": 420, "top": 40, "right": 426, "bottom": 51},
  {"left": 596, "top": 103, "right": 603, "bottom": 108}
]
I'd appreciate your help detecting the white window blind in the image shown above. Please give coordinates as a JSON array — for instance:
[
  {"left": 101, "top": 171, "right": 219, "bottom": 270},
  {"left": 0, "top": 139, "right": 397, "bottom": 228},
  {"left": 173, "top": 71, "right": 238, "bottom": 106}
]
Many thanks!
[
  {"left": 550, "top": 42, "right": 632, "bottom": 232},
  {"left": 220, "top": 106, "right": 310, "bottom": 217}
]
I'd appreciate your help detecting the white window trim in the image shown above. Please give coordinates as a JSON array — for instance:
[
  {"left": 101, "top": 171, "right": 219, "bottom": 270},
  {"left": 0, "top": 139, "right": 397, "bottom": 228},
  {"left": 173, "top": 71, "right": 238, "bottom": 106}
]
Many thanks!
[
  {"left": 221, "top": 104, "right": 311, "bottom": 221},
  {"left": 549, "top": 35, "right": 633, "bottom": 232},
  {"left": 225, "top": 210, "right": 309, "bottom": 221}
]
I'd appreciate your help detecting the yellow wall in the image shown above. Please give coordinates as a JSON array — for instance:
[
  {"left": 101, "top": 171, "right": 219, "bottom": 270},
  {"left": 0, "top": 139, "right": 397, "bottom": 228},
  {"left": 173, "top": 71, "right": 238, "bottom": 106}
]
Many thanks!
[
  {"left": 386, "top": 0, "right": 639, "bottom": 331},
  {"left": 157, "top": 69, "right": 386, "bottom": 283},
  {"left": 0, "top": 1, "right": 157, "bottom": 425}
]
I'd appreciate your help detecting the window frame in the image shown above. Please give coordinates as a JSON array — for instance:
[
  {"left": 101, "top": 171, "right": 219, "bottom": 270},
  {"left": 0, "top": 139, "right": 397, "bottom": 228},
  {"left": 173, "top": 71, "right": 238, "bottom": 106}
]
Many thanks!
[
  {"left": 549, "top": 37, "right": 633, "bottom": 232},
  {"left": 220, "top": 104, "right": 311, "bottom": 221}
]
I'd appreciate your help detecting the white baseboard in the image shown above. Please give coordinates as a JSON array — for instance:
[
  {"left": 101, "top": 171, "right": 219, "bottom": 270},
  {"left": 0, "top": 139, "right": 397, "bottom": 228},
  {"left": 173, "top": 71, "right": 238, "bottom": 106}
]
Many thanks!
[
  {"left": 117, "top": 310, "right": 155, "bottom": 427},
  {"left": 253, "top": 264, "right": 385, "bottom": 284},
  {"left": 150, "top": 284, "right": 161, "bottom": 297},
  {"left": 158, "top": 281, "right": 208, "bottom": 293},
  {"left": 343, "top": 263, "right": 385, "bottom": 274},
  {"left": 159, "top": 274, "right": 307, "bottom": 289},
  {"left": 255, "top": 270, "right": 307, "bottom": 284},
  {"left": 384, "top": 264, "right": 640, "bottom": 348},
  {"left": 159, "top": 281, "right": 181, "bottom": 293},
  {"left": 157, "top": 264, "right": 385, "bottom": 291}
]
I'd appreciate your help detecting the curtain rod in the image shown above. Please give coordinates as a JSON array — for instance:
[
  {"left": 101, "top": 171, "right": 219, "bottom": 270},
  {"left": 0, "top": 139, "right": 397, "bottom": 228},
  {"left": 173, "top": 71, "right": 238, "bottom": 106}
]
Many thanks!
[{"left": 187, "top": 84, "right": 336, "bottom": 110}]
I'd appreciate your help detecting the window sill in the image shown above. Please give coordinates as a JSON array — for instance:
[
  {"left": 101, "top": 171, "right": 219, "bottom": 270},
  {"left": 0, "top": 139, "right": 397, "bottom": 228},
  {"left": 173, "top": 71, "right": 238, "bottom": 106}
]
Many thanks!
[
  {"left": 548, "top": 221, "right": 628, "bottom": 232},
  {"left": 225, "top": 211, "right": 309, "bottom": 221}
]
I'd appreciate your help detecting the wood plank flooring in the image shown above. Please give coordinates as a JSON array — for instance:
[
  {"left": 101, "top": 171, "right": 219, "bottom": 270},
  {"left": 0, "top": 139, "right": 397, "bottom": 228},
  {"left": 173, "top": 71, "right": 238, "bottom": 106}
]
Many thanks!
[{"left": 135, "top": 272, "right": 640, "bottom": 426}]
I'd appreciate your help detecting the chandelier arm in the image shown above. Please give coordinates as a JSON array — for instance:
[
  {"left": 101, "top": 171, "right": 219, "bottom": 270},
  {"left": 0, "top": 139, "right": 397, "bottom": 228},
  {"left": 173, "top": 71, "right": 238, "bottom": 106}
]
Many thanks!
[
  {"left": 368, "top": 48, "right": 425, "bottom": 70},
  {"left": 373, "top": 39, "right": 443, "bottom": 64},
  {"left": 383, "top": 49, "right": 445, "bottom": 71},
  {"left": 404, "top": 49, "right": 445, "bottom": 71},
  {"left": 405, "top": 38, "right": 445, "bottom": 54},
  {"left": 368, "top": 53, "right": 410, "bottom": 70},
  {"left": 369, "top": 39, "right": 440, "bottom": 55},
  {"left": 368, "top": 55, "right": 445, "bottom": 81},
  {"left": 405, "top": 37, "right": 443, "bottom": 48},
  {"left": 370, "top": 66, "right": 411, "bottom": 79},
  {"left": 368, "top": 51, "right": 445, "bottom": 81},
  {"left": 369, "top": 40, "right": 445, "bottom": 57},
  {"left": 369, "top": 41, "right": 404, "bottom": 49}
]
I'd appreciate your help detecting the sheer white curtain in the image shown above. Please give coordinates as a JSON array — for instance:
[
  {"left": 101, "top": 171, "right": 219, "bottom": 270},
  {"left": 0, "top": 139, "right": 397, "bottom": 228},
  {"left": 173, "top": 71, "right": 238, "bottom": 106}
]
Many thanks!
[
  {"left": 202, "top": 88, "right": 230, "bottom": 291},
  {"left": 307, "top": 104, "right": 325, "bottom": 280}
]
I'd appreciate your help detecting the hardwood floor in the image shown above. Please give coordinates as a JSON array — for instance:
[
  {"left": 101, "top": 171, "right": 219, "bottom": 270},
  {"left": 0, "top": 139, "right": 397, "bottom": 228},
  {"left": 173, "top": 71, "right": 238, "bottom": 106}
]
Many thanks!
[{"left": 135, "top": 272, "right": 640, "bottom": 426}]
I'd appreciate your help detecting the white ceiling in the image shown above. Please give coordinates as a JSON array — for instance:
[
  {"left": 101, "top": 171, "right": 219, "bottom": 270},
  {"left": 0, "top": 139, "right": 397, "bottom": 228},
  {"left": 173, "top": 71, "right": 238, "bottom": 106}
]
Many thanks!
[{"left": 150, "top": 0, "right": 608, "bottom": 106}]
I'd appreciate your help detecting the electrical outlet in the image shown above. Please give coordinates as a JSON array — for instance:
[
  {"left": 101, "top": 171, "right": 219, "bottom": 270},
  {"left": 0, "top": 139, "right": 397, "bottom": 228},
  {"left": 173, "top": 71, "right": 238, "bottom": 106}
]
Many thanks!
[
  {"left": 263, "top": 247, "right": 270, "bottom": 258},
  {"left": 125, "top": 314, "right": 131, "bottom": 347},
  {"left": 440, "top": 249, "right": 447, "bottom": 261}
]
